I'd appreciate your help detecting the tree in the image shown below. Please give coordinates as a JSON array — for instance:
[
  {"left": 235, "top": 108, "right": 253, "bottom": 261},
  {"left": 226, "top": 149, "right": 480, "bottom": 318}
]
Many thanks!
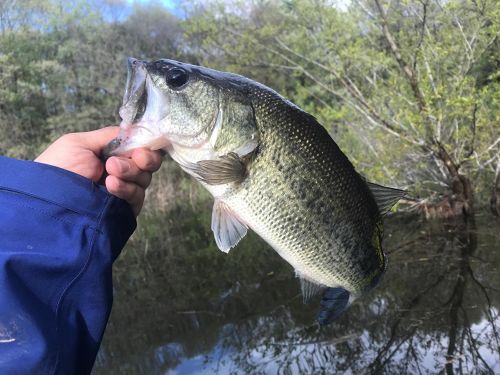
[
  {"left": 0, "top": 0, "right": 185, "bottom": 158},
  {"left": 184, "top": 0, "right": 500, "bottom": 215}
]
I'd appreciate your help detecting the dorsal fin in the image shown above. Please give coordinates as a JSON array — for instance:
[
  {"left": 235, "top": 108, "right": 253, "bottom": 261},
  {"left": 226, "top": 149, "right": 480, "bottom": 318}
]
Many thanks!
[{"left": 366, "top": 182, "right": 406, "bottom": 214}]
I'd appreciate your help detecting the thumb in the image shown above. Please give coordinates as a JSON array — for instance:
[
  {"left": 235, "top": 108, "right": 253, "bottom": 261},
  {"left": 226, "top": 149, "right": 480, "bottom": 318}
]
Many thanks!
[{"left": 76, "top": 126, "right": 120, "bottom": 155}]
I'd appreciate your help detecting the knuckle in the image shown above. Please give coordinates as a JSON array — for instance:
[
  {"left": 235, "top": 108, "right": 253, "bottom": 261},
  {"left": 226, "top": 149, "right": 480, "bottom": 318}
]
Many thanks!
[
  {"left": 136, "top": 187, "right": 146, "bottom": 202},
  {"left": 136, "top": 150, "right": 161, "bottom": 171},
  {"left": 139, "top": 153, "right": 155, "bottom": 170},
  {"left": 58, "top": 133, "right": 76, "bottom": 143},
  {"left": 141, "top": 172, "right": 153, "bottom": 188}
]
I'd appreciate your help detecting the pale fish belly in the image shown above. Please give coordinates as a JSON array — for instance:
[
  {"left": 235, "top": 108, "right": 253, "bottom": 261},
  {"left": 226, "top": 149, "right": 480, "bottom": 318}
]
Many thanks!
[
  {"left": 221, "top": 186, "right": 346, "bottom": 290},
  {"left": 187, "top": 145, "right": 359, "bottom": 292}
]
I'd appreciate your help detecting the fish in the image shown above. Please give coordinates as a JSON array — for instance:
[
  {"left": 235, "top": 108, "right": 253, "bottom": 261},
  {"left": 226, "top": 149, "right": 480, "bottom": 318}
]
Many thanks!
[{"left": 104, "top": 57, "right": 406, "bottom": 325}]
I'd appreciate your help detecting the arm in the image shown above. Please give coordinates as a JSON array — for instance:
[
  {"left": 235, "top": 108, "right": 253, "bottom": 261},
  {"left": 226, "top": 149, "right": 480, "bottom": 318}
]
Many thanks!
[{"left": 0, "top": 128, "right": 161, "bottom": 374}]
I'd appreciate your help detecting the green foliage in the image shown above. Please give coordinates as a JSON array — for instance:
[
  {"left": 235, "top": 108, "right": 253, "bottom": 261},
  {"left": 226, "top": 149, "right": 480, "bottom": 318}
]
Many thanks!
[
  {"left": 0, "top": 0, "right": 498, "bottom": 205},
  {"left": 0, "top": 0, "right": 186, "bottom": 158},
  {"left": 184, "top": 0, "right": 500, "bottom": 204}
]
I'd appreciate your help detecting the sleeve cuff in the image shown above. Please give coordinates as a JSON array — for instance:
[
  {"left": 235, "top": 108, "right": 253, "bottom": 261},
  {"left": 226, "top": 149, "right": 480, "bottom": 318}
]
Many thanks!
[{"left": 0, "top": 156, "right": 136, "bottom": 228}]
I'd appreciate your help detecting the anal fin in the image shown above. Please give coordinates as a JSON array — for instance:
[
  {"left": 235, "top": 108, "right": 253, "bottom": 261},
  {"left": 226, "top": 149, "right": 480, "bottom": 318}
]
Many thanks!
[
  {"left": 298, "top": 275, "right": 325, "bottom": 304},
  {"left": 211, "top": 200, "right": 248, "bottom": 253}
]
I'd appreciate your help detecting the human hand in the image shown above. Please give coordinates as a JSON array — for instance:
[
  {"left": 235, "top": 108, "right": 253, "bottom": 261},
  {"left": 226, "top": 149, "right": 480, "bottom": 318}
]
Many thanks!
[{"left": 35, "top": 127, "right": 162, "bottom": 216}]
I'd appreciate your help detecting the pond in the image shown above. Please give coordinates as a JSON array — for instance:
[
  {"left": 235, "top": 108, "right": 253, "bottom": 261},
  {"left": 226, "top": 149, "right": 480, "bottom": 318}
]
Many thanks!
[{"left": 93, "top": 206, "right": 500, "bottom": 374}]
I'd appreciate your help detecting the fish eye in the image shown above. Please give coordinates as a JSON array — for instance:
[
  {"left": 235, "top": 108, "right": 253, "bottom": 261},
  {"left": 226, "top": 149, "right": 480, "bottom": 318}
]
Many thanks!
[{"left": 165, "top": 67, "right": 188, "bottom": 88}]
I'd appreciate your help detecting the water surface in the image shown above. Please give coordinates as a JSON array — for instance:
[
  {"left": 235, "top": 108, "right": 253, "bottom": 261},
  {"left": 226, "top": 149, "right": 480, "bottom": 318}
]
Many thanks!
[{"left": 93, "top": 209, "right": 500, "bottom": 374}]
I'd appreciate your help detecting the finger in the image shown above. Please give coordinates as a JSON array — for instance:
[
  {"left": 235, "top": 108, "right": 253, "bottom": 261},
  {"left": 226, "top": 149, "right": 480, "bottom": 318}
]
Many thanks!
[
  {"left": 131, "top": 148, "right": 163, "bottom": 172},
  {"left": 76, "top": 126, "right": 120, "bottom": 155},
  {"left": 106, "top": 156, "right": 152, "bottom": 188},
  {"left": 105, "top": 175, "right": 145, "bottom": 216}
]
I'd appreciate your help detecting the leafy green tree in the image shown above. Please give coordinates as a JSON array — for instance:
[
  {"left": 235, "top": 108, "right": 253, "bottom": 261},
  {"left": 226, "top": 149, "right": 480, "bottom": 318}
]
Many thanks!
[
  {"left": 0, "top": 0, "right": 497, "bottom": 214},
  {"left": 0, "top": 0, "right": 184, "bottom": 158},
  {"left": 184, "top": 0, "right": 500, "bottom": 214}
]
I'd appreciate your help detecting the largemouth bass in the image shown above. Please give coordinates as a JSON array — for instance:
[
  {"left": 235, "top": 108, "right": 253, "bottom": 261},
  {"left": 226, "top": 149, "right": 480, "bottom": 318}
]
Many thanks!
[{"left": 104, "top": 58, "right": 405, "bottom": 325}]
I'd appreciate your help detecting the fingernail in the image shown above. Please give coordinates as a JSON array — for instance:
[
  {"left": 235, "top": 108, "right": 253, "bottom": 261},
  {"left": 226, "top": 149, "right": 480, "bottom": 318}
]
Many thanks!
[{"left": 115, "top": 158, "right": 130, "bottom": 173}]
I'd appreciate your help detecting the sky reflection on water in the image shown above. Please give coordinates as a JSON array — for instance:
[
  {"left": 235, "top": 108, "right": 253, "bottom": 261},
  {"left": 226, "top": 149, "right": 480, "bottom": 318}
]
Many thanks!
[{"left": 93, "top": 213, "right": 500, "bottom": 374}]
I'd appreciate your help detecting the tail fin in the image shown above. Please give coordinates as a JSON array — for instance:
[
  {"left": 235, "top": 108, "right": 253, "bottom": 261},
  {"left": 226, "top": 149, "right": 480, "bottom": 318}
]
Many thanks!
[{"left": 317, "top": 287, "right": 350, "bottom": 326}]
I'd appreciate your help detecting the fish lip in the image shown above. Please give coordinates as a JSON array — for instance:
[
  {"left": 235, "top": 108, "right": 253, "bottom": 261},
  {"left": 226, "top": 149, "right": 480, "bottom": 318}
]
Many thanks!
[
  {"left": 101, "top": 137, "right": 122, "bottom": 161},
  {"left": 119, "top": 57, "right": 148, "bottom": 124},
  {"left": 123, "top": 58, "right": 146, "bottom": 103}
]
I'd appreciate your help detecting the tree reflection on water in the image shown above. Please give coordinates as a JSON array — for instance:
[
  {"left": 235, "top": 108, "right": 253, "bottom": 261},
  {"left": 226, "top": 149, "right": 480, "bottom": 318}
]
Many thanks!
[{"left": 93, "top": 211, "right": 499, "bottom": 374}]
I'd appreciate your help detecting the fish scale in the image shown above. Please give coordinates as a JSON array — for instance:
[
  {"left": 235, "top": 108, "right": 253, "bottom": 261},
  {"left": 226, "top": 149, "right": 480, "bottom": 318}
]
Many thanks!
[{"left": 221, "top": 86, "right": 383, "bottom": 294}]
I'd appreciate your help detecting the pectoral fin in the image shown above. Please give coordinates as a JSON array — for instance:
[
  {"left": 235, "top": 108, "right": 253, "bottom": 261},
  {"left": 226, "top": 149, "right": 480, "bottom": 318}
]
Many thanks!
[
  {"left": 211, "top": 200, "right": 248, "bottom": 253},
  {"left": 192, "top": 152, "right": 247, "bottom": 185}
]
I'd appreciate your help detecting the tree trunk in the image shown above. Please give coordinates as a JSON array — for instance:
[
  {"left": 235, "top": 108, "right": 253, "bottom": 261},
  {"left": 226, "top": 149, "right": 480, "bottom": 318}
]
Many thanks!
[
  {"left": 435, "top": 143, "right": 474, "bottom": 216},
  {"left": 490, "top": 173, "right": 500, "bottom": 217},
  {"left": 405, "top": 143, "right": 475, "bottom": 219}
]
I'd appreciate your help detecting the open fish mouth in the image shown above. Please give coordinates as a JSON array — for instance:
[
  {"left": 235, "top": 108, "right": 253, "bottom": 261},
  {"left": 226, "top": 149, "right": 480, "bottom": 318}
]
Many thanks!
[
  {"left": 101, "top": 58, "right": 150, "bottom": 160},
  {"left": 133, "top": 92, "right": 147, "bottom": 123},
  {"left": 119, "top": 57, "right": 148, "bottom": 125}
]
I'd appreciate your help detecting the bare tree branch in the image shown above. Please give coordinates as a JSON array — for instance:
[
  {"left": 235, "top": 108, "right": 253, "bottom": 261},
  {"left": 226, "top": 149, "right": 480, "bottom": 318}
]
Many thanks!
[
  {"left": 273, "top": 37, "right": 412, "bottom": 141},
  {"left": 374, "top": 0, "right": 430, "bottom": 120},
  {"left": 413, "top": 0, "right": 428, "bottom": 71}
]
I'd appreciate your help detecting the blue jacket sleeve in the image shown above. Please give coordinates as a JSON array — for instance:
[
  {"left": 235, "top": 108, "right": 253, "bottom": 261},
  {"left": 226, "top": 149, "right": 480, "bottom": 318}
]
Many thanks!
[{"left": 0, "top": 156, "right": 136, "bottom": 375}]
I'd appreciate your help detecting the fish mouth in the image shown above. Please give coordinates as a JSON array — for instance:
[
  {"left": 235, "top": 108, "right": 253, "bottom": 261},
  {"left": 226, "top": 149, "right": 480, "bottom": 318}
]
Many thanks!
[
  {"left": 119, "top": 57, "right": 148, "bottom": 124},
  {"left": 102, "top": 57, "right": 219, "bottom": 160},
  {"left": 102, "top": 58, "right": 150, "bottom": 160},
  {"left": 131, "top": 90, "right": 147, "bottom": 123}
]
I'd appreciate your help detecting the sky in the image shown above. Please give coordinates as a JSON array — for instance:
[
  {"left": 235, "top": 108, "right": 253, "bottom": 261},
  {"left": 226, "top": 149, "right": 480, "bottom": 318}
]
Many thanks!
[
  {"left": 123, "top": 0, "right": 352, "bottom": 17},
  {"left": 126, "top": 0, "right": 177, "bottom": 11},
  {"left": 125, "top": 0, "right": 184, "bottom": 17},
  {"left": 93, "top": 0, "right": 183, "bottom": 22}
]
